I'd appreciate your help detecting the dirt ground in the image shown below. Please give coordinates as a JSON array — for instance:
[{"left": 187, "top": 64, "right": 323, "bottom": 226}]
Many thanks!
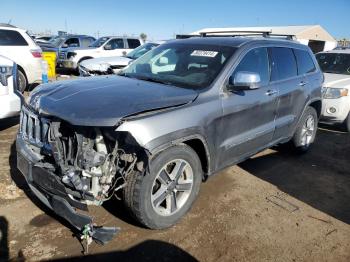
[{"left": 0, "top": 117, "right": 349, "bottom": 262}]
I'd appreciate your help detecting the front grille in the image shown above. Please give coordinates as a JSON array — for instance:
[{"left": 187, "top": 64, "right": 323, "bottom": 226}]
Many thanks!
[{"left": 19, "top": 106, "right": 50, "bottom": 147}]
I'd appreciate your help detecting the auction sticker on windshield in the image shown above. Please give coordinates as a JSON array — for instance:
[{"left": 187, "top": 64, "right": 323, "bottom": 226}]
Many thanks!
[{"left": 191, "top": 50, "right": 218, "bottom": 57}]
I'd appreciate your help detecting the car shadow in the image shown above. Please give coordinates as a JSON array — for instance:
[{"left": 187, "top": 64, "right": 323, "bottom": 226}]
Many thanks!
[
  {"left": 0, "top": 116, "right": 19, "bottom": 132},
  {"left": 46, "top": 240, "right": 198, "bottom": 262},
  {"left": 239, "top": 127, "right": 350, "bottom": 224}
]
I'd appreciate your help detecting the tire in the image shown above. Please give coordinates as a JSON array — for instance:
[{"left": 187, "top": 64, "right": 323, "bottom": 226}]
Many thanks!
[
  {"left": 291, "top": 106, "right": 318, "bottom": 153},
  {"left": 123, "top": 144, "right": 202, "bottom": 229},
  {"left": 343, "top": 112, "right": 350, "bottom": 132},
  {"left": 18, "top": 69, "right": 27, "bottom": 93}
]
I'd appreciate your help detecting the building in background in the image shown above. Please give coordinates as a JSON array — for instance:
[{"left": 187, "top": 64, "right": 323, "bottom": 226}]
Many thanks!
[{"left": 191, "top": 25, "right": 337, "bottom": 53}]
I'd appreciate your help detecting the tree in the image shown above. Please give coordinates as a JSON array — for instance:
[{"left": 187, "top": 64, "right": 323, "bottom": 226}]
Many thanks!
[{"left": 140, "top": 33, "right": 147, "bottom": 42}]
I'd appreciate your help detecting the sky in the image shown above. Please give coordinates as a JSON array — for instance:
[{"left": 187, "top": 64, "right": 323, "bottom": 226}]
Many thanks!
[{"left": 1, "top": 0, "right": 349, "bottom": 40}]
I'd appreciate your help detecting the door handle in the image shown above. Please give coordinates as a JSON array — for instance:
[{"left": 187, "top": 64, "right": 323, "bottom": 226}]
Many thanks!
[
  {"left": 299, "top": 81, "right": 307, "bottom": 86},
  {"left": 265, "top": 90, "right": 277, "bottom": 96}
]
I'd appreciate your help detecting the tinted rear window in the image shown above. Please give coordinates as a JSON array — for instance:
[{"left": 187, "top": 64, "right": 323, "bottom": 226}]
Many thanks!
[
  {"left": 127, "top": 39, "right": 141, "bottom": 49},
  {"left": 270, "top": 47, "right": 297, "bottom": 81},
  {"left": 0, "top": 29, "right": 28, "bottom": 46},
  {"left": 294, "top": 49, "right": 316, "bottom": 75}
]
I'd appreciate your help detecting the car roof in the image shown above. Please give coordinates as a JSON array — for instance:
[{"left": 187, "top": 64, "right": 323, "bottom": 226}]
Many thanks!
[
  {"left": 103, "top": 36, "right": 140, "bottom": 39},
  {"left": 170, "top": 36, "right": 305, "bottom": 49},
  {"left": 64, "top": 35, "right": 94, "bottom": 38},
  {"left": 318, "top": 49, "right": 350, "bottom": 54}
]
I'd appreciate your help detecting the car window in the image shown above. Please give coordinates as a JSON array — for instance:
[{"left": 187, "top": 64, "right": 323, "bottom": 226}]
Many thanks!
[
  {"left": 127, "top": 39, "right": 141, "bottom": 49},
  {"left": 81, "top": 38, "right": 94, "bottom": 48},
  {"left": 90, "top": 37, "right": 110, "bottom": 47},
  {"left": 107, "top": 38, "right": 125, "bottom": 49},
  {"left": 233, "top": 47, "right": 269, "bottom": 86},
  {"left": 270, "top": 47, "right": 298, "bottom": 81},
  {"left": 126, "top": 43, "right": 159, "bottom": 59},
  {"left": 0, "top": 29, "right": 28, "bottom": 46},
  {"left": 294, "top": 49, "right": 316, "bottom": 75},
  {"left": 316, "top": 53, "right": 350, "bottom": 75},
  {"left": 65, "top": 38, "right": 79, "bottom": 47}
]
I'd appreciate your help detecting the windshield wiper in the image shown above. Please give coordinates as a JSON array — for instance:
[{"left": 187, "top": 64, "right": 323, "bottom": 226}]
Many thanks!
[{"left": 135, "top": 76, "right": 173, "bottom": 85}]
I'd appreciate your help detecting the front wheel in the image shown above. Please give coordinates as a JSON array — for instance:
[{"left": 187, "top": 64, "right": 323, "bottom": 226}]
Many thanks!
[
  {"left": 123, "top": 144, "right": 202, "bottom": 229},
  {"left": 292, "top": 106, "right": 318, "bottom": 153}
]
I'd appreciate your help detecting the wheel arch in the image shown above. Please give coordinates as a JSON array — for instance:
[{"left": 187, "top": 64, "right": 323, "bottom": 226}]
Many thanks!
[
  {"left": 147, "top": 133, "right": 211, "bottom": 177},
  {"left": 78, "top": 56, "right": 94, "bottom": 63},
  {"left": 309, "top": 99, "right": 322, "bottom": 119}
]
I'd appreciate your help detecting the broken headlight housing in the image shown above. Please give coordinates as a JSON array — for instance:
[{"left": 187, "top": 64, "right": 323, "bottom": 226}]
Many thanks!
[{"left": 0, "top": 66, "right": 13, "bottom": 86}]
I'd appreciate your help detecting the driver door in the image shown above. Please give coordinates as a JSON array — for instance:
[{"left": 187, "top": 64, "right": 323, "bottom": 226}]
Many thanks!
[{"left": 217, "top": 47, "right": 278, "bottom": 169}]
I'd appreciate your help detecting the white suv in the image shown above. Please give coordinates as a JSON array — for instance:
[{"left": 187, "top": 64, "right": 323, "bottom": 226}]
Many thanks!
[
  {"left": 0, "top": 24, "right": 43, "bottom": 92},
  {"left": 0, "top": 55, "right": 21, "bottom": 119},
  {"left": 60, "top": 36, "right": 143, "bottom": 70},
  {"left": 316, "top": 49, "right": 350, "bottom": 131}
]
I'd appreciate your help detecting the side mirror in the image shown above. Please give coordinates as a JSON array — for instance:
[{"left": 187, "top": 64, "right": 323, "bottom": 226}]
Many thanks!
[
  {"left": 227, "top": 71, "right": 261, "bottom": 92},
  {"left": 104, "top": 44, "right": 112, "bottom": 50},
  {"left": 62, "top": 43, "right": 68, "bottom": 48}
]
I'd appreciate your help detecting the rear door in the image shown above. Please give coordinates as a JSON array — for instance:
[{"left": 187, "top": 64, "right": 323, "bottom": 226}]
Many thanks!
[
  {"left": 218, "top": 47, "right": 278, "bottom": 168},
  {"left": 269, "top": 47, "right": 306, "bottom": 140}
]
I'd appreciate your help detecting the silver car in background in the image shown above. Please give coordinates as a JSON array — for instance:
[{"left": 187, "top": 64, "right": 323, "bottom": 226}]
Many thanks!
[{"left": 79, "top": 42, "right": 164, "bottom": 76}]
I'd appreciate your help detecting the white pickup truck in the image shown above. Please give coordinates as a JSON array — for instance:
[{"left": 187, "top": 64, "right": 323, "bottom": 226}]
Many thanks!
[{"left": 59, "top": 36, "right": 143, "bottom": 70}]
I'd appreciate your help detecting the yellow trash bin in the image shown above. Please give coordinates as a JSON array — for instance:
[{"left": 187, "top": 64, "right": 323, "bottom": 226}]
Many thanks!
[{"left": 42, "top": 52, "right": 56, "bottom": 78}]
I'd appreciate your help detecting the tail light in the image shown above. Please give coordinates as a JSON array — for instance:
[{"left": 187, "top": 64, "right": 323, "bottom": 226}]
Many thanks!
[{"left": 30, "top": 50, "right": 42, "bottom": 58}]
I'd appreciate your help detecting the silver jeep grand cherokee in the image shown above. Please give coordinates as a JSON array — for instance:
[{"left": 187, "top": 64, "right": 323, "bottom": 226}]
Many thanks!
[{"left": 16, "top": 34, "right": 323, "bottom": 244}]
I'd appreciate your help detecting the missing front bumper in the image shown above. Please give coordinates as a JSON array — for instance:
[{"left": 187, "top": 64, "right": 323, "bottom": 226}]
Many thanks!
[{"left": 16, "top": 137, "right": 120, "bottom": 244}]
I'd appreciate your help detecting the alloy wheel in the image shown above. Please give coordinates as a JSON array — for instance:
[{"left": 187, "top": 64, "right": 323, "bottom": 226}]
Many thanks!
[{"left": 151, "top": 159, "right": 193, "bottom": 216}]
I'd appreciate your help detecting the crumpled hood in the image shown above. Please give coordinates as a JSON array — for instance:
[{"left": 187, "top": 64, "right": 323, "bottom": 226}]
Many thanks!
[
  {"left": 323, "top": 73, "right": 350, "bottom": 89},
  {"left": 29, "top": 75, "right": 198, "bottom": 126},
  {"left": 80, "top": 56, "right": 131, "bottom": 71}
]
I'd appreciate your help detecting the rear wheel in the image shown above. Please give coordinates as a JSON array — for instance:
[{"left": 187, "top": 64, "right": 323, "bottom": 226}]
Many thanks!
[
  {"left": 18, "top": 70, "right": 27, "bottom": 93},
  {"left": 123, "top": 144, "right": 202, "bottom": 229},
  {"left": 291, "top": 106, "right": 318, "bottom": 153}
]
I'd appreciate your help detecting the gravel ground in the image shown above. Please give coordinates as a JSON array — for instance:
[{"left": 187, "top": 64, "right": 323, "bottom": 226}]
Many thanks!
[{"left": 0, "top": 115, "right": 349, "bottom": 262}]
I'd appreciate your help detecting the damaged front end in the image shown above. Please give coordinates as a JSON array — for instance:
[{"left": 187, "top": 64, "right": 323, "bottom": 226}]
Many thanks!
[{"left": 16, "top": 105, "right": 147, "bottom": 244}]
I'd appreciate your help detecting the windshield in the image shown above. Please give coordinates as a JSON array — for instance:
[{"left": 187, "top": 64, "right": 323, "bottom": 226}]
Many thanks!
[
  {"left": 126, "top": 43, "right": 159, "bottom": 60},
  {"left": 48, "top": 36, "right": 65, "bottom": 47},
  {"left": 316, "top": 53, "right": 350, "bottom": 75},
  {"left": 120, "top": 42, "right": 236, "bottom": 89},
  {"left": 90, "top": 37, "right": 110, "bottom": 47}
]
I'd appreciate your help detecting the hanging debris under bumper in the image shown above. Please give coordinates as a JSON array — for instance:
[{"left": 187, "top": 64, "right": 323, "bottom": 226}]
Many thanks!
[{"left": 16, "top": 136, "right": 120, "bottom": 244}]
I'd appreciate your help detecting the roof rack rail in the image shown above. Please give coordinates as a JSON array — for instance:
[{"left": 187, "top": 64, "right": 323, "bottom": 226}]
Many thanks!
[
  {"left": 176, "top": 30, "right": 295, "bottom": 40},
  {"left": 199, "top": 30, "right": 272, "bottom": 37}
]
